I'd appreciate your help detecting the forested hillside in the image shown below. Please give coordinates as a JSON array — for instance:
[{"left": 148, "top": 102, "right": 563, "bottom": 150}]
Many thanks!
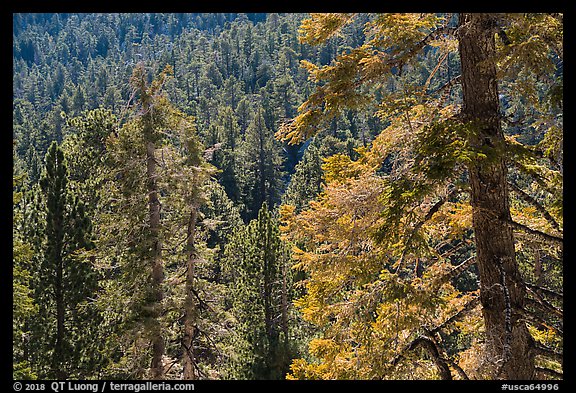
[{"left": 13, "top": 13, "right": 563, "bottom": 381}]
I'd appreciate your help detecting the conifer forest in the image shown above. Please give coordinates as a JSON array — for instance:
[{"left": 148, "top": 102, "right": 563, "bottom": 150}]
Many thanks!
[{"left": 13, "top": 13, "right": 563, "bottom": 381}]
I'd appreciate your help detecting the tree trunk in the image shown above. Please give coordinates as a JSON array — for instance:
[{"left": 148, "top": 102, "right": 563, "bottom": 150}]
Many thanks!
[
  {"left": 458, "top": 13, "right": 535, "bottom": 379},
  {"left": 146, "top": 136, "right": 165, "bottom": 379},
  {"left": 182, "top": 207, "right": 199, "bottom": 380}
]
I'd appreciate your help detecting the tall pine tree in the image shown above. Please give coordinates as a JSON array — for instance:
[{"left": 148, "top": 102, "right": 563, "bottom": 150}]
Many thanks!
[
  {"left": 240, "top": 107, "right": 284, "bottom": 220},
  {"left": 222, "top": 203, "right": 294, "bottom": 379},
  {"left": 25, "top": 141, "right": 99, "bottom": 379}
]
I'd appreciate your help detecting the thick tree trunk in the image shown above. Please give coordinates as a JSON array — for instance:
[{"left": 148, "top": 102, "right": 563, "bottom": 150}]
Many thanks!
[
  {"left": 182, "top": 207, "right": 199, "bottom": 380},
  {"left": 458, "top": 13, "right": 535, "bottom": 379},
  {"left": 146, "top": 136, "right": 165, "bottom": 379}
]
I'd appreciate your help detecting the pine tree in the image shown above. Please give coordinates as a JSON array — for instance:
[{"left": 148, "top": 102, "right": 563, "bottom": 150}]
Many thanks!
[
  {"left": 94, "top": 64, "right": 216, "bottom": 379},
  {"left": 61, "top": 108, "right": 117, "bottom": 216},
  {"left": 282, "top": 141, "right": 324, "bottom": 213},
  {"left": 132, "top": 63, "right": 167, "bottom": 380},
  {"left": 210, "top": 106, "right": 242, "bottom": 205},
  {"left": 457, "top": 13, "right": 534, "bottom": 379},
  {"left": 223, "top": 203, "right": 294, "bottom": 379},
  {"left": 240, "top": 107, "right": 284, "bottom": 220},
  {"left": 93, "top": 64, "right": 173, "bottom": 379},
  {"left": 25, "top": 141, "right": 99, "bottom": 379}
]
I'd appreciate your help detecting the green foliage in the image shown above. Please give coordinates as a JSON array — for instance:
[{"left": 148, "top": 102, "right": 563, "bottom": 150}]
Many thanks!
[
  {"left": 20, "top": 141, "right": 103, "bottom": 379},
  {"left": 222, "top": 203, "right": 296, "bottom": 379},
  {"left": 238, "top": 108, "right": 285, "bottom": 220},
  {"left": 12, "top": 12, "right": 562, "bottom": 381},
  {"left": 13, "top": 160, "right": 38, "bottom": 380},
  {"left": 282, "top": 142, "right": 324, "bottom": 213}
]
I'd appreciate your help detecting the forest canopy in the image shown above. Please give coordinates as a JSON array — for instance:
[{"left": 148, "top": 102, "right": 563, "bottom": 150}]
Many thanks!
[{"left": 13, "top": 12, "right": 562, "bottom": 381}]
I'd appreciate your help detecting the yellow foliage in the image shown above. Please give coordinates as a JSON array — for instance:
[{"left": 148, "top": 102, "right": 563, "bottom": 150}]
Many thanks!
[
  {"left": 279, "top": 12, "right": 563, "bottom": 380},
  {"left": 298, "top": 13, "right": 356, "bottom": 46}
]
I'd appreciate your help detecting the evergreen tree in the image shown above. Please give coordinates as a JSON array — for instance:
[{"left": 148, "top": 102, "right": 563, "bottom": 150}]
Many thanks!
[
  {"left": 93, "top": 65, "right": 173, "bottom": 379},
  {"left": 282, "top": 141, "right": 324, "bottom": 213},
  {"left": 60, "top": 108, "right": 117, "bottom": 216},
  {"left": 223, "top": 203, "right": 294, "bottom": 379},
  {"left": 94, "top": 64, "right": 217, "bottom": 379},
  {"left": 25, "top": 141, "right": 100, "bottom": 379},
  {"left": 239, "top": 107, "right": 284, "bottom": 220}
]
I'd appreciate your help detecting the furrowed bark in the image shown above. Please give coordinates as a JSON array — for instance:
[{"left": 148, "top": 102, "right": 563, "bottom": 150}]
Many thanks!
[{"left": 458, "top": 13, "right": 535, "bottom": 379}]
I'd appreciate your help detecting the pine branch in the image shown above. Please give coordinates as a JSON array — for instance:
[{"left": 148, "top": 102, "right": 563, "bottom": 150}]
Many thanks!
[
  {"left": 429, "top": 328, "right": 470, "bottom": 380},
  {"left": 191, "top": 325, "right": 224, "bottom": 361},
  {"left": 430, "top": 296, "right": 480, "bottom": 335},
  {"left": 163, "top": 357, "right": 180, "bottom": 376},
  {"left": 526, "top": 298, "right": 563, "bottom": 321},
  {"left": 508, "top": 157, "right": 562, "bottom": 197},
  {"left": 508, "top": 181, "right": 562, "bottom": 234},
  {"left": 189, "top": 286, "right": 214, "bottom": 313},
  {"left": 434, "top": 75, "right": 461, "bottom": 97},
  {"left": 386, "top": 26, "right": 457, "bottom": 69},
  {"left": 359, "top": 26, "right": 457, "bottom": 88},
  {"left": 445, "top": 356, "right": 470, "bottom": 380},
  {"left": 391, "top": 334, "right": 453, "bottom": 380},
  {"left": 431, "top": 255, "right": 476, "bottom": 291},
  {"left": 391, "top": 297, "right": 480, "bottom": 376},
  {"left": 436, "top": 238, "right": 472, "bottom": 260}
]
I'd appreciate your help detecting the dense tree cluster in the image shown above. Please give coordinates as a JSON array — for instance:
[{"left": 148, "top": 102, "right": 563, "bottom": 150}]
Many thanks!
[{"left": 13, "top": 13, "right": 562, "bottom": 380}]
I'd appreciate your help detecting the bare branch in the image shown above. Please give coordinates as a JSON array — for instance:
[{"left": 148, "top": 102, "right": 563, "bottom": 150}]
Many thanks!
[
  {"left": 505, "top": 218, "right": 563, "bottom": 246},
  {"left": 534, "top": 341, "right": 563, "bottom": 365},
  {"left": 423, "top": 50, "right": 450, "bottom": 93},
  {"left": 525, "top": 283, "right": 563, "bottom": 301},
  {"left": 526, "top": 287, "right": 563, "bottom": 319},
  {"left": 535, "top": 366, "right": 563, "bottom": 380},
  {"left": 518, "top": 308, "right": 563, "bottom": 337},
  {"left": 509, "top": 181, "right": 562, "bottom": 233}
]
